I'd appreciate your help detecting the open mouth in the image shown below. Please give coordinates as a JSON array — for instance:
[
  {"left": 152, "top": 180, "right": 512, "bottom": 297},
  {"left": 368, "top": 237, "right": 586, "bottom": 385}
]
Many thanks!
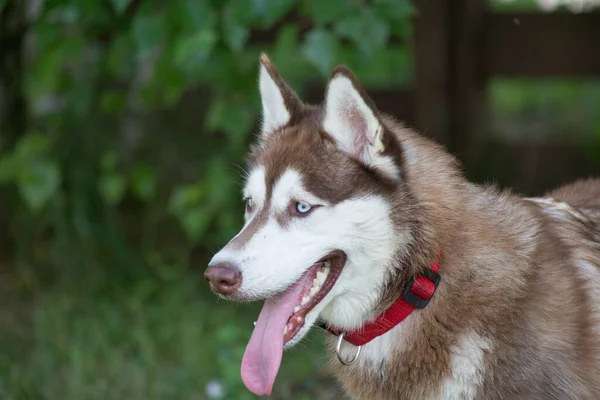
[
  {"left": 283, "top": 250, "right": 347, "bottom": 343},
  {"left": 241, "top": 250, "right": 347, "bottom": 396}
]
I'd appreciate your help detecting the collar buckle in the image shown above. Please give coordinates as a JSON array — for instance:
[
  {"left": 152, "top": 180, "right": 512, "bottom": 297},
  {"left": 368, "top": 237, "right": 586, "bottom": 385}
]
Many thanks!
[
  {"left": 317, "top": 253, "right": 442, "bottom": 352},
  {"left": 402, "top": 268, "right": 441, "bottom": 309}
]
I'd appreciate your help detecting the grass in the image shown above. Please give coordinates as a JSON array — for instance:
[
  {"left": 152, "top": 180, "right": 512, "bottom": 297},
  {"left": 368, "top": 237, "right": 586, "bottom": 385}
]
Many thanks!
[{"left": 0, "top": 270, "right": 341, "bottom": 400}]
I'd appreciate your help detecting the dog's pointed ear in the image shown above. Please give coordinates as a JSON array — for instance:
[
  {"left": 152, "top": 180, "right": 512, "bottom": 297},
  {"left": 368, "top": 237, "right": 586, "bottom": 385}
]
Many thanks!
[
  {"left": 322, "top": 67, "right": 400, "bottom": 178},
  {"left": 258, "top": 53, "right": 302, "bottom": 137}
]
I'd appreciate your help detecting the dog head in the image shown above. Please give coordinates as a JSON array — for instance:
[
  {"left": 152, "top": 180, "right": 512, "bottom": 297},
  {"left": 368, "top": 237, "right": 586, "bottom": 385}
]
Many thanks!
[{"left": 205, "top": 54, "right": 414, "bottom": 395}]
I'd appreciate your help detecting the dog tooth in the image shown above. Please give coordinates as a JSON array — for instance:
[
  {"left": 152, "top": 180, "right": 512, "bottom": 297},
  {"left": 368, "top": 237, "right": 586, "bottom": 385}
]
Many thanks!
[
  {"left": 313, "top": 278, "right": 320, "bottom": 287},
  {"left": 301, "top": 296, "right": 310, "bottom": 305},
  {"left": 294, "top": 306, "right": 301, "bottom": 313},
  {"left": 253, "top": 321, "right": 256, "bottom": 326},
  {"left": 309, "top": 286, "right": 320, "bottom": 296},
  {"left": 283, "top": 326, "right": 288, "bottom": 335},
  {"left": 317, "top": 271, "right": 326, "bottom": 283}
]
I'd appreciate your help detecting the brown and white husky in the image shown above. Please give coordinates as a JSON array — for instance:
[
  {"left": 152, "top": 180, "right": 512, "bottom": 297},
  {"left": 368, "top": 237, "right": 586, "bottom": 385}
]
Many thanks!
[{"left": 204, "top": 53, "right": 600, "bottom": 399}]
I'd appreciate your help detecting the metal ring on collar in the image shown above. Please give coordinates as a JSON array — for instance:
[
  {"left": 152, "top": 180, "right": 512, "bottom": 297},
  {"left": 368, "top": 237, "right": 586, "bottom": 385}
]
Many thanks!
[{"left": 336, "top": 332, "right": 362, "bottom": 365}]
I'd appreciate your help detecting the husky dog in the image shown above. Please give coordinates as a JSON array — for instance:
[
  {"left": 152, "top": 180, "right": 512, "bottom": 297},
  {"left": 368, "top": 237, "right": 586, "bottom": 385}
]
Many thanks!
[{"left": 204, "top": 53, "right": 600, "bottom": 399}]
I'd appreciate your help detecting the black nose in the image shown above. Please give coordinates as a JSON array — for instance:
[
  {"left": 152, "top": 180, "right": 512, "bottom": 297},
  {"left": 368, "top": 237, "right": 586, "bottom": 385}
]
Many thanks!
[{"left": 204, "top": 262, "right": 242, "bottom": 295}]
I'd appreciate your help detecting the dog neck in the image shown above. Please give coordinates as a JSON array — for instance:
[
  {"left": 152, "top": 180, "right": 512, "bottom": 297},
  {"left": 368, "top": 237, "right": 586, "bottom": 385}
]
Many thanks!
[{"left": 319, "top": 253, "right": 441, "bottom": 348}]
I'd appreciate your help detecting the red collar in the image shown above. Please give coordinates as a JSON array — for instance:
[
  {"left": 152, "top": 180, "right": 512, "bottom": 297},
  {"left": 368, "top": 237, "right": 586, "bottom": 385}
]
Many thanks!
[{"left": 318, "top": 255, "right": 441, "bottom": 347}]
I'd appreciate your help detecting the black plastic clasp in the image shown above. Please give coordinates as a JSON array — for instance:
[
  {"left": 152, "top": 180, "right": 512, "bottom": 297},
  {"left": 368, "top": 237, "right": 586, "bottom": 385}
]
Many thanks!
[{"left": 403, "top": 268, "right": 441, "bottom": 309}]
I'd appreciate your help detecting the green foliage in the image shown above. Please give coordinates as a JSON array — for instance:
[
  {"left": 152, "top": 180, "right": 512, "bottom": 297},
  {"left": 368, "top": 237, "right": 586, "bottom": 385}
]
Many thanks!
[
  {"left": 489, "top": 77, "right": 600, "bottom": 169},
  {"left": 0, "top": 0, "right": 414, "bottom": 397},
  {"left": 0, "top": 134, "right": 61, "bottom": 212},
  {"left": 0, "top": 274, "right": 333, "bottom": 400},
  {"left": 6, "top": 0, "right": 414, "bottom": 270},
  {"left": 17, "top": 159, "right": 61, "bottom": 212},
  {"left": 488, "top": 0, "right": 541, "bottom": 11},
  {"left": 302, "top": 28, "right": 339, "bottom": 76}
]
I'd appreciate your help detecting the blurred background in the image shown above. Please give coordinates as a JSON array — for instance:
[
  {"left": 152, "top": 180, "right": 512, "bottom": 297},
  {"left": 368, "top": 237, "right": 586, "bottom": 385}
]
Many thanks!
[{"left": 1, "top": 0, "right": 599, "bottom": 399}]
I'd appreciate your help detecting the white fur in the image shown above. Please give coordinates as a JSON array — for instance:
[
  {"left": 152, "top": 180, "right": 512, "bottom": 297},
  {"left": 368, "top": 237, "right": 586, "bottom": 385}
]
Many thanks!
[
  {"left": 259, "top": 64, "right": 290, "bottom": 134},
  {"left": 323, "top": 75, "right": 380, "bottom": 156},
  {"left": 432, "top": 332, "right": 491, "bottom": 400},
  {"left": 316, "top": 192, "right": 407, "bottom": 330},
  {"left": 209, "top": 166, "right": 407, "bottom": 346},
  {"left": 243, "top": 166, "right": 266, "bottom": 208},
  {"left": 526, "top": 197, "right": 589, "bottom": 223},
  {"left": 323, "top": 74, "right": 400, "bottom": 179},
  {"left": 358, "top": 328, "right": 400, "bottom": 374},
  {"left": 572, "top": 256, "right": 600, "bottom": 390},
  {"left": 271, "top": 170, "right": 331, "bottom": 212},
  {"left": 576, "top": 259, "right": 600, "bottom": 330},
  {"left": 525, "top": 196, "right": 600, "bottom": 363},
  {"left": 339, "top": 322, "right": 413, "bottom": 378}
]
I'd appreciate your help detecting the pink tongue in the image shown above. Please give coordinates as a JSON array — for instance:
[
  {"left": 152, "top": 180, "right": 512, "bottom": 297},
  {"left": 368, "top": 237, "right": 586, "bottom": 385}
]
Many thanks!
[{"left": 241, "top": 278, "right": 307, "bottom": 396}]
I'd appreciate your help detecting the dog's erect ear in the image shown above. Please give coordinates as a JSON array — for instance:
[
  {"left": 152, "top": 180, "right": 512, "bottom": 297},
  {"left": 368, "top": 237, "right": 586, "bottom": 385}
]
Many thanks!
[
  {"left": 258, "top": 53, "right": 302, "bottom": 137},
  {"left": 322, "top": 67, "right": 399, "bottom": 178}
]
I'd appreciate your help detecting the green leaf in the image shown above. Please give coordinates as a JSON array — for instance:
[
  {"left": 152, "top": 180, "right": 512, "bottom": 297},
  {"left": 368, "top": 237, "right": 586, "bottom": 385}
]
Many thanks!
[
  {"left": 222, "top": 21, "right": 249, "bottom": 52},
  {"left": 142, "top": 52, "right": 186, "bottom": 107},
  {"left": 0, "top": 153, "right": 20, "bottom": 184},
  {"left": 205, "top": 99, "right": 255, "bottom": 141},
  {"left": 28, "top": 33, "right": 86, "bottom": 102},
  {"left": 178, "top": 0, "right": 216, "bottom": 32},
  {"left": 17, "top": 160, "right": 61, "bottom": 212},
  {"left": 372, "top": 0, "right": 415, "bottom": 22},
  {"left": 132, "top": 12, "right": 167, "bottom": 57},
  {"left": 334, "top": 9, "right": 390, "bottom": 56},
  {"left": 372, "top": 0, "right": 414, "bottom": 37},
  {"left": 304, "top": 0, "right": 360, "bottom": 25},
  {"left": 273, "top": 24, "right": 299, "bottom": 60},
  {"left": 223, "top": 0, "right": 256, "bottom": 25},
  {"left": 180, "top": 207, "right": 212, "bottom": 241},
  {"left": 252, "top": 0, "right": 295, "bottom": 27},
  {"left": 64, "top": 71, "right": 96, "bottom": 118},
  {"left": 110, "top": 0, "right": 131, "bottom": 14},
  {"left": 203, "top": 157, "right": 236, "bottom": 205},
  {"left": 168, "top": 183, "right": 206, "bottom": 216},
  {"left": 269, "top": 25, "right": 312, "bottom": 92},
  {"left": 107, "top": 35, "right": 135, "bottom": 78},
  {"left": 221, "top": 1, "right": 252, "bottom": 51},
  {"left": 100, "top": 90, "right": 126, "bottom": 114},
  {"left": 337, "top": 46, "right": 411, "bottom": 88},
  {"left": 98, "top": 173, "right": 127, "bottom": 205},
  {"left": 301, "top": 28, "right": 339, "bottom": 76},
  {"left": 174, "top": 29, "right": 217, "bottom": 73},
  {"left": 130, "top": 164, "right": 156, "bottom": 202},
  {"left": 100, "top": 152, "right": 118, "bottom": 172},
  {"left": 15, "top": 134, "right": 50, "bottom": 159}
]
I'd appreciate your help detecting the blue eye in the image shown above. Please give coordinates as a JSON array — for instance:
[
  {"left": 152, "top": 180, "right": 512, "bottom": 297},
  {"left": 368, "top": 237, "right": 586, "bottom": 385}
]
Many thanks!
[{"left": 296, "top": 202, "right": 312, "bottom": 213}]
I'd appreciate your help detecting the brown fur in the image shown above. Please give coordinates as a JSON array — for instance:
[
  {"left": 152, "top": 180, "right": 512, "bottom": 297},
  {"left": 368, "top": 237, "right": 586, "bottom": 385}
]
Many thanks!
[
  {"left": 547, "top": 177, "right": 600, "bottom": 211},
  {"left": 323, "top": 124, "right": 600, "bottom": 398},
  {"left": 253, "top": 56, "right": 600, "bottom": 399}
]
